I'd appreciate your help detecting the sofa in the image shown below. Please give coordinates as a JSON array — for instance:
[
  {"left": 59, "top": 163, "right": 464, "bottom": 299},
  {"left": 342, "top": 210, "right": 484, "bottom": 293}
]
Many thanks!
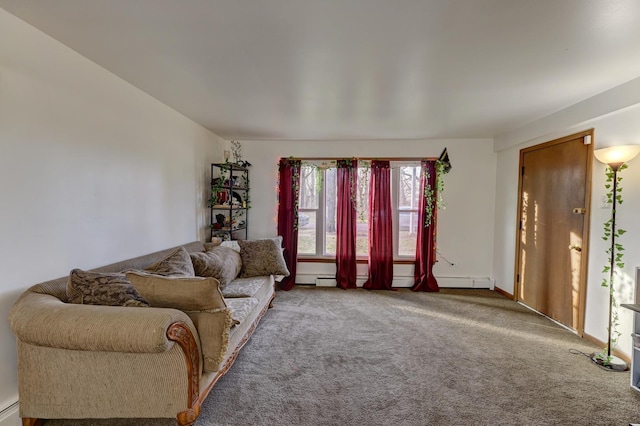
[{"left": 9, "top": 238, "right": 289, "bottom": 426}]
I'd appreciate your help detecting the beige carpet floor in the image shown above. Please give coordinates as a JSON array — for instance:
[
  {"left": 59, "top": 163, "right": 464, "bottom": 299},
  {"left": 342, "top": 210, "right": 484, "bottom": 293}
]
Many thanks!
[{"left": 46, "top": 287, "right": 640, "bottom": 425}]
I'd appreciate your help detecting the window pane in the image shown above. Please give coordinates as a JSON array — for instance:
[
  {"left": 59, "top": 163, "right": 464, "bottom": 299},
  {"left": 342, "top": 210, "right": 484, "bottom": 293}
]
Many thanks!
[
  {"left": 297, "top": 210, "right": 316, "bottom": 254},
  {"left": 356, "top": 167, "right": 370, "bottom": 256},
  {"left": 398, "top": 166, "right": 420, "bottom": 210},
  {"left": 324, "top": 168, "right": 337, "bottom": 255},
  {"left": 398, "top": 211, "right": 418, "bottom": 257},
  {"left": 299, "top": 165, "right": 318, "bottom": 209}
]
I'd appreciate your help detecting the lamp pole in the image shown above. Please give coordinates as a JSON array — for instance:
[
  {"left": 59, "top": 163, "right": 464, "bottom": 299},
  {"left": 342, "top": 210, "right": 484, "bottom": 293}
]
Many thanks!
[{"left": 606, "top": 163, "right": 622, "bottom": 360}]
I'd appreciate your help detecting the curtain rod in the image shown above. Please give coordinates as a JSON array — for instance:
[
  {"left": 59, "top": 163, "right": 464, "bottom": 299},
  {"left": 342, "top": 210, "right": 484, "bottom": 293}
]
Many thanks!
[{"left": 283, "top": 157, "right": 439, "bottom": 161}]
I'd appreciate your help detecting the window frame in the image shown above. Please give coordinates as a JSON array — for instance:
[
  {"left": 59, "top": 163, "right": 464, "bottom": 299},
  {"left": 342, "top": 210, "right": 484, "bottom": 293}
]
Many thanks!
[{"left": 296, "top": 160, "right": 421, "bottom": 261}]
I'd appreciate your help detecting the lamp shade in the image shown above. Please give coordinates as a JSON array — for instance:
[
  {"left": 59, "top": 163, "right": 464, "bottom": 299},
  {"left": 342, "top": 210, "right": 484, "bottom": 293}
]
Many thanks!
[{"left": 594, "top": 145, "right": 640, "bottom": 168}]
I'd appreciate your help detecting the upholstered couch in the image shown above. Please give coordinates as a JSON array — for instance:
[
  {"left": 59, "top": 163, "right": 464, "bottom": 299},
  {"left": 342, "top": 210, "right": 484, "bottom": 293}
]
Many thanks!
[{"left": 9, "top": 239, "right": 289, "bottom": 426}]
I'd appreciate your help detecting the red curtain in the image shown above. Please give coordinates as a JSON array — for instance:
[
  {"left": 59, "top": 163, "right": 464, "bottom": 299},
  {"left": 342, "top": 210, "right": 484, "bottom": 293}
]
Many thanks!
[
  {"left": 277, "top": 158, "right": 301, "bottom": 291},
  {"left": 336, "top": 159, "right": 358, "bottom": 289},
  {"left": 412, "top": 160, "right": 439, "bottom": 292},
  {"left": 363, "top": 160, "right": 394, "bottom": 290}
]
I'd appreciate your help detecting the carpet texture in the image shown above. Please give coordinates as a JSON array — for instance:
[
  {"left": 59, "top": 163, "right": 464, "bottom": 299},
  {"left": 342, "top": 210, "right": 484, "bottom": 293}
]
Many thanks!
[{"left": 46, "top": 287, "right": 640, "bottom": 425}]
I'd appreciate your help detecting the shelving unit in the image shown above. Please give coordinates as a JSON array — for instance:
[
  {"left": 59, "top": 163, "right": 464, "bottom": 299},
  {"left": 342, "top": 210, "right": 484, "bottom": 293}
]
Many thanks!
[
  {"left": 621, "top": 267, "right": 640, "bottom": 392},
  {"left": 210, "top": 163, "right": 249, "bottom": 241}
]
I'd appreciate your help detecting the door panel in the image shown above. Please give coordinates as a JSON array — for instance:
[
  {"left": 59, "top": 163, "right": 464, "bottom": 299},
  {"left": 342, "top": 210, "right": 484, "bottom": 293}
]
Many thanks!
[{"left": 517, "top": 133, "right": 591, "bottom": 331}]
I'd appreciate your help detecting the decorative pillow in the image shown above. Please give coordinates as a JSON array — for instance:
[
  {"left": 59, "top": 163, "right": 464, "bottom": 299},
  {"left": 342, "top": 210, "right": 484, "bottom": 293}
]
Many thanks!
[
  {"left": 220, "top": 240, "right": 241, "bottom": 253},
  {"left": 66, "top": 269, "right": 149, "bottom": 307},
  {"left": 203, "top": 240, "right": 222, "bottom": 251},
  {"left": 145, "top": 246, "right": 195, "bottom": 277},
  {"left": 126, "top": 271, "right": 226, "bottom": 311},
  {"left": 190, "top": 246, "right": 242, "bottom": 287},
  {"left": 238, "top": 237, "right": 290, "bottom": 278}
]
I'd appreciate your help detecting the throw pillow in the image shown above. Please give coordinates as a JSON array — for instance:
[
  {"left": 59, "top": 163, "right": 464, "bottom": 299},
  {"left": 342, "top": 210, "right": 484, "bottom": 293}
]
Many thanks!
[
  {"left": 66, "top": 269, "right": 150, "bottom": 307},
  {"left": 126, "top": 271, "right": 226, "bottom": 311},
  {"left": 238, "top": 237, "right": 290, "bottom": 278},
  {"left": 190, "top": 246, "right": 242, "bottom": 288},
  {"left": 220, "top": 240, "right": 241, "bottom": 252},
  {"left": 145, "top": 246, "right": 195, "bottom": 277}
]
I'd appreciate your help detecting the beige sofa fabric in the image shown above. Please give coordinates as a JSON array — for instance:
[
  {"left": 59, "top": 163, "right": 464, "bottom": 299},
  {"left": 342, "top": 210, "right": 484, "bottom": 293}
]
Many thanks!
[
  {"left": 126, "top": 272, "right": 226, "bottom": 311},
  {"left": 186, "top": 308, "right": 235, "bottom": 372},
  {"left": 17, "top": 341, "right": 191, "bottom": 419},
  {"left": 10, "top": 290, "right": 194, "bottom": 353}
]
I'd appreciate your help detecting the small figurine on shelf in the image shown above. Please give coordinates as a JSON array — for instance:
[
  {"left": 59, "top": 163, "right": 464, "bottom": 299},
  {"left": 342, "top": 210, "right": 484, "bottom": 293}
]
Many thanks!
[{"left": 212, "top": 214, "right": 226, "bottom": 230}]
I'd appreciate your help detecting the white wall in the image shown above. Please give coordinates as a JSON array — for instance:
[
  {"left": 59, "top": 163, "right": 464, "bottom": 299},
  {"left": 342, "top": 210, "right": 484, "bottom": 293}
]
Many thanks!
[
  {"left": 0, "top": 9, "right": 224, "bottom": 418},
  {"left": 492, "top": 102, "right": 640, "bottom": 357},
  {"left": 241, "top": 138, "right": 497, "bottom": 287}
]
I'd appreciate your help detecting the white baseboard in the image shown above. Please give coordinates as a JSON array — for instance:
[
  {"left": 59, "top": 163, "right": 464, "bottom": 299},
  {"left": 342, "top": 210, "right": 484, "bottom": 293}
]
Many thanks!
[{"left": 0, "top": 401, "right": 20, "bottom": 426}]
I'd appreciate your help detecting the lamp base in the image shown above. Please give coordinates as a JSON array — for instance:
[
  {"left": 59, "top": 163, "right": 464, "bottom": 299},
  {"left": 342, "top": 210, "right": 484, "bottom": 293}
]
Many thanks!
[{"left": 590, "top": 352, "right": 629, "bottom": 372}]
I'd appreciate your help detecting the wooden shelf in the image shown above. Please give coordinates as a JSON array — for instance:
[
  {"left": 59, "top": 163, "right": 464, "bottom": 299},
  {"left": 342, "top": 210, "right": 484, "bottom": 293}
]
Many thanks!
[{"left": 210, "top": 163, "right": 249, "bottom": 241}]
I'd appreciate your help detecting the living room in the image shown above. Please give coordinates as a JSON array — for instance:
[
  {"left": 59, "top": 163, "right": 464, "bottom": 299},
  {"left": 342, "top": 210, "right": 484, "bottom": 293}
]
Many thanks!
[{"left": 2, "top": 1, "right": 640, "bottom": 424}]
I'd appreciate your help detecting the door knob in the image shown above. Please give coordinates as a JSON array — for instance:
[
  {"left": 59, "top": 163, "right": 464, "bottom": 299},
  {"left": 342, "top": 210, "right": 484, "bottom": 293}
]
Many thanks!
[
  {"left": 569, "top": 244, "right": 582, "bottom": 252},
  {"left": 573, "top": 207, "right": 586, "bottom": 215}
]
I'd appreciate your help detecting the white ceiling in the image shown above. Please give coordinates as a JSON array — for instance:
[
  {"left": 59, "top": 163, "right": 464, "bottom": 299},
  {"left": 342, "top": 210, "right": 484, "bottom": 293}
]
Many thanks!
[{"left": 2, "top": 0, "right": 640, "bottom": 141}]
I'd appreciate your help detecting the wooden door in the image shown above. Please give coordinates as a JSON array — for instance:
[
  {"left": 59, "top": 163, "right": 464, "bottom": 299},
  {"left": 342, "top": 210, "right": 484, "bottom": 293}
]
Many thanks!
[{"left": 515, "top": 131, "right": 593, "bottom": 333}]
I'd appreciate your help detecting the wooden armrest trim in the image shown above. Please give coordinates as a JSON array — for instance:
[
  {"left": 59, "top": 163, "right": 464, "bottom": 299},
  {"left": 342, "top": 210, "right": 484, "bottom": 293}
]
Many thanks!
[{"left": 167, "top": 322, "right": 201, "bottom": 425}]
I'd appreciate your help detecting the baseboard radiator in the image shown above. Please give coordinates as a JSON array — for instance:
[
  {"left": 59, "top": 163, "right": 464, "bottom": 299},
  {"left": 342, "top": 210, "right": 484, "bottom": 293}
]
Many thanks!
[{"left": 302, "top": 275, "right": 494, "bottom": 289}]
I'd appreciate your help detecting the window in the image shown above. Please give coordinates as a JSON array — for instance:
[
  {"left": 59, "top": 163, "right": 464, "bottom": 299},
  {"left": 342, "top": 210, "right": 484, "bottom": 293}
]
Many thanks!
[
  {"left": 395, "top": 164, "right": 420, "bottom": 257},
  {"left": 298, "top": 161, "right": 419, "bottom": 259}
]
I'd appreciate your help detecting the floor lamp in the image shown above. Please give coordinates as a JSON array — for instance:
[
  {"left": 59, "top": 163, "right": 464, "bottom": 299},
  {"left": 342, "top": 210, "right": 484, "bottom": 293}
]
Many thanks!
[{"left": 592, "top": 145, "right": 640, "bottom": 371}]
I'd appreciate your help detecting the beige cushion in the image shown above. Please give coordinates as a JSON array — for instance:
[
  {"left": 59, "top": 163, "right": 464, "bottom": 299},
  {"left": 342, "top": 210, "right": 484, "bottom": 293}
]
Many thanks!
[
  {"left": 220, "top": 240, "right": 241, "bottom": 252},
  {"left": 238, "top": 237, "right": 290, "bottom": 278},
  {"left": 66, "top": 269, "right": 149, "bottom": 307},
  {"left": 144, "top": 246, "right": 195, "bottom": 277},
  {"left": 222, "top": 276, "right": 267, "bottom": 298},
  {"left": 126, "top": 271, "right": 226, "bottom": 311},
  {"left": 203, "top": 240, "right": 222, "bottom": 250},
  {"left": 225, "top": 297, "right": 260, "bottom": 325},
  {"left": 190, "top": 246, "right": 241, "bottom": 287}
]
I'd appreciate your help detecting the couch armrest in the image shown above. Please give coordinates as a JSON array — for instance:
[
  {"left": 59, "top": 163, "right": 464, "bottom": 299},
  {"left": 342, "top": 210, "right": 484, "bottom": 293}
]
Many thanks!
[{"left": 9, "top": 290, "right": 197, "bottom": 353}]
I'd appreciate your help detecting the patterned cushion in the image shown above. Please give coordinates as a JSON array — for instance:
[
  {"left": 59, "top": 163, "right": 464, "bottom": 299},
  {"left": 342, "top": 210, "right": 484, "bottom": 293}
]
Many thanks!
[
  {"left": 222, "top": 276, "right": 266, "bottom": 298},
  {"left": 145, "top": 246, "right": 195, "bottom": 277},
  {"left": 190, "top": 246, "right": 241, "bottom": 288},
  {"left": 238, "top": 237, "right": 290, "bottom": 278},
  {"left": 66, "top": 269, "right": 149, "bottom": 307},
  {"left": 126, "top": 271, "right": 226, "bottom": 311},
  {"left": 220, "top": 240, "right": 240, "bottom": 252},
  {"left": 225, "top": 297, "right": 260, "bottom": 325}
]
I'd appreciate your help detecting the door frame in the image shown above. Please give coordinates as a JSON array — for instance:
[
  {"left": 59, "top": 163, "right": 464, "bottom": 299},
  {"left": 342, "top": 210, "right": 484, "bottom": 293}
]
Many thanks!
[{"left": 513, "top": 129, "right": 594, "bottom": 336}]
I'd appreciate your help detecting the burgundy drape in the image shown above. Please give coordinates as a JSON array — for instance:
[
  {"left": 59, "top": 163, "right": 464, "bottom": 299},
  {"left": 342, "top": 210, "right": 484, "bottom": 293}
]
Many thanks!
[
  {"left": 277, "top": 158, "right": 301, "bottom": 291},
  {"left": 412, "top": 160, "right": 439, "bottom": 292},
  {"left": 363, "top": 160, "right": 394, "bottom": 290},
  {"left": 335, "top": 159, "right": 358, "bottom": 289}
]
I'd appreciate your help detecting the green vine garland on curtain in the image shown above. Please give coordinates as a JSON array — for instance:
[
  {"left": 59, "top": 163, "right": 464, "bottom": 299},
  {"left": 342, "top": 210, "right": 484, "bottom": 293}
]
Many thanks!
[
  {"left": 279, "top": 157, "right": 301, "bottom": 230},
  {"left": 336, "top": 158, "right": 359, "bottom": 206},
  {"left": 423, "top": 161, "right": 447, "bottom": 227}
]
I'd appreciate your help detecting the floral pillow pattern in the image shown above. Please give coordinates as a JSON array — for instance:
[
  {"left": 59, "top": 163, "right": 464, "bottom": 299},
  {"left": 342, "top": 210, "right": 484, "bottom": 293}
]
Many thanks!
[
  {"left": 145, "top": 246, "right": 195, "bottom": 277},
  {"left": 238, "top": 237, "right": 290, "bottom": 278},
  {"left": 66, "top": 269, "right": 149, "bottom": 307}
]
